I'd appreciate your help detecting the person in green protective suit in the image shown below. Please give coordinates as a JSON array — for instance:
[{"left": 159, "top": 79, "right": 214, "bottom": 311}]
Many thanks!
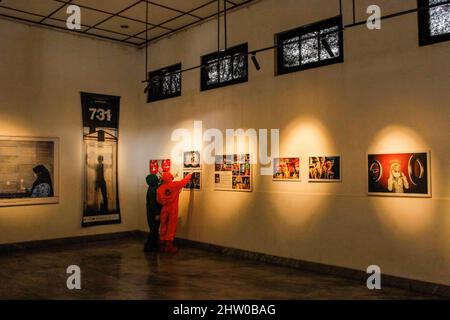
[{"left": 144, "top": 174, "right": 162, "bottom": 252}]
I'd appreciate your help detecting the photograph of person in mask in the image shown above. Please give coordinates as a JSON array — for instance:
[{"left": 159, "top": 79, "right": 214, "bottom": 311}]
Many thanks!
[
  {"left": 387, "top": 162, "right": 409, "bottom": 193},
  {"left": 368, "top": 152, "right": 430, "bottom": 197},
  {"left": 30, "top": 165, "right": 54, "bottom": 198}
]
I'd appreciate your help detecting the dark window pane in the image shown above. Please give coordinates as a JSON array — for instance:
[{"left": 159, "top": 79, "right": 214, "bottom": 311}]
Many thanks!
[
  {"left": 233, "top": 53, "right": 246, "bottom": 79},
  {"left": 201, "top": 43, "right": 248, "bottom": 91},
  {"left": 172, "top": 72, "right": 181, "bottom": 93},
  {"left": 301, "top": 31, "right": 319, "bottom": 64},
  {"left": 147, "top": 63, "right": 182, "bottom": 102},
  {"left": 220, "top": 56, "right": 233, "bottom": 82},
  {"left": 320, "top": 26, "right": 340, "bottom": 61},
  {"left": 162, "top": 73, "right": 171, "bottom": 95},
  {"left": 282, "top": 37, "right": 300, "bottom": 67},
  {"left": 276, "top": 16, "right": 343, "bottom": 75},
  {"left": 206, "top": 62, "right": 219, "bottom": 85},
  {"left": 429, "top": 0, "right": 450, "bottom": 36},
  {"left": 418, "top": 0, "right": 450, "bottom": 46}
]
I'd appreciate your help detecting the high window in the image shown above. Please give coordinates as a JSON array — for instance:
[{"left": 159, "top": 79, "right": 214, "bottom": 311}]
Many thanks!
[
  {"left": 276, "top": 16, "right": 343, "bottom": 75},
  {"left": 201, "top": 43, "right": 248, "bottom": 91},
  {"left": 418, "top": 0, "right": 450, "bottom": 46},
  {"left": 147, "top": 63, "right": 181, "bottom": 103}
]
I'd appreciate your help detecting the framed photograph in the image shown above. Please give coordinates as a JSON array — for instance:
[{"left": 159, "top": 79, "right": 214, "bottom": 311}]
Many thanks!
[
  {"left": 214, "top": 154, "right": 252, "bottom": 192},
  {"left": 83, "top": 135, "right": 120, "bottom": 223},
  {"left": 183, "top": 151, "right": 201, "bottom": 169},
  {"left": 309, "top": 156, "right": 341, "bottom": 182},
  {"left": 368, "top": 152, "right": 431, "bottom": 197},
  {"left": 149, "top": 159, "right": 171, "bottom": 179},
  {"left": 273, "top": 157, "right": 300, "bottom": 181},
  {"left": 183, "top": 171, "right": 201, "bottom": 190},
  {"left": 0, "top": 136, "right": 59, "bottom": 207}
]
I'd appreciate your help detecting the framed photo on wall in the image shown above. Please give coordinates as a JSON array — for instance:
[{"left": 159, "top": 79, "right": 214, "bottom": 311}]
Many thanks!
[
  {"left": 272, "top": 157, "right": 300, "bottom": 181},
  {"left": 149, "top": 159, "right": 171, "bottom": 179},
  {"left": 183, "top": 151, "right": 201, "bottom": 169},
  {"left": 0, "top": 136, "right": 59, "bottom": 207},
  {"left": 214, "top": 154, "right": 252, "bottom": 192},
  {"left": 308, "top": 155, "right": 341, "bottom": 182},
  {"left": 367, "top": 152, "right": 431, "bottom": 197},
  {"left": 183, "top": 171, "right": 202, "bottom": 191}
]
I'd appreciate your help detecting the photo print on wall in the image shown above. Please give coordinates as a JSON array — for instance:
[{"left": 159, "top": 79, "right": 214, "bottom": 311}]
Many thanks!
[
  {"left": 273, "top": 157, "right": 300, "bottom": 181},
  {"left": 368, "top": 152, "right": 431, "bottom": 197},
  {"left": 149, "top": 159, "right": 171, "bottom": 179},
  {"left": 183, "top": 151, "right": 201, "bottom": 191},
  {"left": 183, "top": 151, "right": 201, "bottom": 169},
  {"left": 0, "top": 136, "right": 59, "bottom": 207},
  {"left": 309, "top": 156, "right": 341, "bottom": 182},
  {"left": 215, "top": 154, "right": 252, "bottom": 192},
  {"left": 183, "top": 171, "right": 202, "bottom": 190},
  {"left": 81, "top": 92, "right": 121, "bottom": 227}
]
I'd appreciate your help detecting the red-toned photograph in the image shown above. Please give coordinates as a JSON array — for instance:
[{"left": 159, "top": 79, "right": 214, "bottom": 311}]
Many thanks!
[{"left": 368, "top": 152, "right": 430, "bottom": 197}]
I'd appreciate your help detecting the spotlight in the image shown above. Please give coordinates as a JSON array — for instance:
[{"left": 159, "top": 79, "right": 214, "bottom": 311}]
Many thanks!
[
  {"left": 321, "top": 38, "right": 335, "bottom": 58},
  {"left": 144, "top": 81, "right": 151, "bottom": 94},
  {"left": 251, "top": 53, "right": 261, "bottom": 71}
]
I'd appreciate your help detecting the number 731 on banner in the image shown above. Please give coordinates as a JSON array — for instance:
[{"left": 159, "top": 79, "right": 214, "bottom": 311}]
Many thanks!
[{"left": 89, "top": 108, "right": 112, "bottom": 122}]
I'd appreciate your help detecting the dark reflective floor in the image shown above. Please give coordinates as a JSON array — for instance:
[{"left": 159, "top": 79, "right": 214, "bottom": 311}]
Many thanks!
[{"left": 0, "top": 238, "right": 436, "bottom": 299}]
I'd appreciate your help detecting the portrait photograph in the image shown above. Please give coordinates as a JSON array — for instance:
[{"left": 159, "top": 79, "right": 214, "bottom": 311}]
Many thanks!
[
  {"left": 273, "top": 157, "right": 300, "bottom": 181},
  {"left": 183, "top": 171, "right": 201, "bottom": 190},
  {"left": 183, "top": 151, "right": 201, "bottom": 169},
  {"left": 368, "top": 152, "right": 431, "bottom": 197},
  {"left": 309, "top": 156, "right": 341, "bottom": 182},
  {"left": 0, "top": 136, "right": 59, "bottom": 207}
]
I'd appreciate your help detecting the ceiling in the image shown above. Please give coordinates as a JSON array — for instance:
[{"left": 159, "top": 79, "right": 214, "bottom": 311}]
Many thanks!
[{"left": 0, "top": 0, "right": 257, "bottom": 47}]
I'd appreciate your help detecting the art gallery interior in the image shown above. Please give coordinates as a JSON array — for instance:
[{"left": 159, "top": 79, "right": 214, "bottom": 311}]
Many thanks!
[{"left": 0, "top": 0, "right": 449, "bottom": 300}]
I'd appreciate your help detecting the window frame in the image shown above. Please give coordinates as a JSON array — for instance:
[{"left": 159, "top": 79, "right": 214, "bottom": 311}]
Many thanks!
[
  {"left": 275, "top": 16, "right": 344, "bottom": 76},
  {"left": 147, "top": 63, "right": 182, "bottom": 103},
  {"left": 417, "top": 0, "right": 450, "bottom": 46},
  {"left": 200, "top": 43, "right": 249, "bottom": 92}
]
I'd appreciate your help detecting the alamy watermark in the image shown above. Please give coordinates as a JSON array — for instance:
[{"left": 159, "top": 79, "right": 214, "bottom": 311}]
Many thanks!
[
  {"left": 66, "top": 265, "right": 81, "bottom": 290},
  {"left": 66, "top": 5, "right": 81, "bottom": 30},
  {"left": 366, "top": 265, "right": 382, "bottom": 290},
  {"left": 367, "top": 5, "right": 382, "bottom": 30},
  {"left": 170, "top": 121, "right": 279, "bottom": 176},
  {"left": 65, "top": 5, "right": 382, "bottom": 31}
]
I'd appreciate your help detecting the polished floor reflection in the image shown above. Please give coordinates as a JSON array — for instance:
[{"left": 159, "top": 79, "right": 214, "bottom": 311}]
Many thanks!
[{"left": 0, "top": 238, "right": 435, "bottom": 299}]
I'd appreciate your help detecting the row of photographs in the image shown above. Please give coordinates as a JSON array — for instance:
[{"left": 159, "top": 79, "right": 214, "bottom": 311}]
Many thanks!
[
  {"left": 150, "top": 153, "right": 252, "bottom": 192},
  {"left": 149, "top": 151, "right": 431, "bottom": 198},
  {"left": 0, "top": 135, "right": 432, "bottom": 209}
]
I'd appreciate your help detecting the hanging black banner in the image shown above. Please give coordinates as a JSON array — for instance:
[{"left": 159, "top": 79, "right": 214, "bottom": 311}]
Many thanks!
[{"left": 80, "top": 92, "right": 121, "bottom": 227}]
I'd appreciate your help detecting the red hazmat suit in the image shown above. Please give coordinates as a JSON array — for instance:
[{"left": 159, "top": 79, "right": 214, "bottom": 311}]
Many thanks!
[{"left": 157, "top": 172, "right": 192, "bottom": 253}]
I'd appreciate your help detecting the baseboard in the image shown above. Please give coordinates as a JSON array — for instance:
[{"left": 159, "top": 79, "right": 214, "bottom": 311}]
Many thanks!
[
  {"left": 0, "top": 230, "right": 141, "bottom": 253},
  {"left": 174, "top": 237, "right": 450, "bottom": 298}
]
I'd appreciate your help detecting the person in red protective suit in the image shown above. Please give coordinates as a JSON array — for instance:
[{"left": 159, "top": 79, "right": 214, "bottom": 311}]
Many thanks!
[{"left": 157, "top": 172, "right": 192, "bottom": 253}]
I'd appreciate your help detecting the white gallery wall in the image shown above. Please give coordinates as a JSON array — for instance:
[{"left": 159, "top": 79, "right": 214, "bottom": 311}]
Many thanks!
[
  {"left": 0, "top": 19, "right": 142, "bottom": 243},
  {"left": 0, "top": 0, "right": 449, "bottom": 286},
  {"left": 137, "top": 0, "right": 450, "bottom": 285}
]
